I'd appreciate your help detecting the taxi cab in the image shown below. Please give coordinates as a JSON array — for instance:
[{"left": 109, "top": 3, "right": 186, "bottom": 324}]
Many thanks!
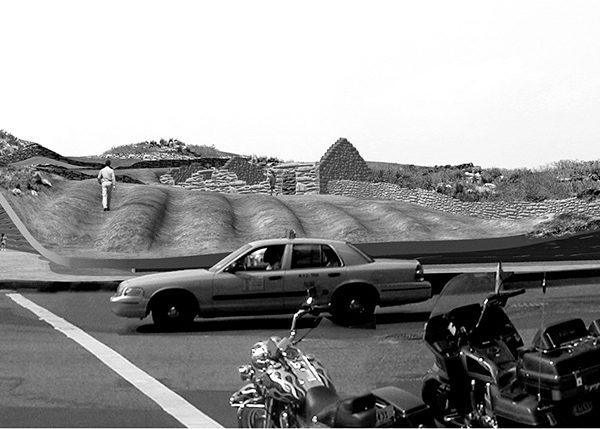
[{"left": 110, "top": 237, "right": 431, "bottom": 328}]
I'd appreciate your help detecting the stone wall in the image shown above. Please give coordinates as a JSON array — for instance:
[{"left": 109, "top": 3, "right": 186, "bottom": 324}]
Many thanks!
[
  {"left": 328, "top": 179, "right": 600, "bottom": 219},
  {"left": 165, "top": 167, "right": 271, "bottom": 194},
  {"left": 160, "top": 159, "right": 321, "bottom": 196},
  {"left": 223, "top": 156, "right": 265, "bottom": 185},
  {"left": 271, "top": 163, "right": 319, "bottom": 195},
  {"left": 318, "top": 138, "right": 371, "bottom": 194}
]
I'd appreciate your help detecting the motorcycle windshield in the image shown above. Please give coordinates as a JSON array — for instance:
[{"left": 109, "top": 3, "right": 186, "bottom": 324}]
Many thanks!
[
  {"left": 428, "top": 272, "right": 497, "bottom": 321},
  {"left": 425, "top": 273, "right": 497, "bottom": 348},
  {"left": 427, "top": 270, "right": 600, "bottom": 350}
]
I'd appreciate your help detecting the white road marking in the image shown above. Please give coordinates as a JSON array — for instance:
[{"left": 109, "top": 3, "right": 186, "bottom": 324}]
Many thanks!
[{"left": 7, "top": 293, "right": 223, "bottom": 428}]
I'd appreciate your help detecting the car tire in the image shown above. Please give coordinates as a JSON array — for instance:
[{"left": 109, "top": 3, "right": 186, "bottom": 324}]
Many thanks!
[
  {"left": 152, "top": 293, "right": 196, "bottom": 329},
  {"left": 330, "top": 290, "right": 375, "bottom": 326}
]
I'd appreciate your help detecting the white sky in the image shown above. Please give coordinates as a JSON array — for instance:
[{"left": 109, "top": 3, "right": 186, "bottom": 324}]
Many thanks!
[{"left": 2, "top": 0, "right": 600, "bottom": 168}]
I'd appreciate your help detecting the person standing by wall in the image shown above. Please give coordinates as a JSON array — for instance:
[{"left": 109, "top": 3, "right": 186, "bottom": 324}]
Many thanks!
[
  {"left": 267, "top": 168, "right": 276, "bottom": 195},
  {"left": 97, "top": 159, "right": 116, "bottom": 211}
]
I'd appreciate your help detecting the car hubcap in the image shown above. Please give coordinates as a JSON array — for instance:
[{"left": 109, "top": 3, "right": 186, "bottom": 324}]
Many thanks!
[
  {"left": 167, "top": 306, "right": 180, "bottom": 318},
  {"left": 349, "top": 298, "right": 364, "bottom": 313}
]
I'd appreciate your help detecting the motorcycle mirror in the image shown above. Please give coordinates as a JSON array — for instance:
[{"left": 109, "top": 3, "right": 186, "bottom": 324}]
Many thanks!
[
  {"left": 302, "top": 296, "right": 314, "bottom": 310},
  {"left": 292, "top": 316, "right": 324, "bottom": 345},
  {"left": 494, "top": 261, "right": 504, "bottom": 294}
]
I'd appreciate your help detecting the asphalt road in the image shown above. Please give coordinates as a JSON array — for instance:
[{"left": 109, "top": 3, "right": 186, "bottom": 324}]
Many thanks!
[
  {"left": 393, "top": 230, "right": 600, "bottom": 264},
  {"left": 3, "top": 282, "right": 600, "bottom": 427}
]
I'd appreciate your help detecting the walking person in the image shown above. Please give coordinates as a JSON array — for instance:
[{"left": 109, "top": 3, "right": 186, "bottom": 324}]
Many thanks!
[
  {"left": 0, "top": 233, "right": 7, "bottom": 251},
  {"left": 97, "top": 159, "right": 116, "bottom": 211}
]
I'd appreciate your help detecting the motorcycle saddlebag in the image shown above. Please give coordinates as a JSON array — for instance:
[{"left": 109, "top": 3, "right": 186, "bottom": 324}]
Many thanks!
[
  {"left": 518, "top": 319, "right": 600, "bottom": 401},
  {"left": 371, "top": 386, "right": 434, "bottom": 427}
]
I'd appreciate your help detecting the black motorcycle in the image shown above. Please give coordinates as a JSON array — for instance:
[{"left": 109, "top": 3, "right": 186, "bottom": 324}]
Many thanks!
[
  {"left": 421, "top": 270, "right": 600, "bottom": 427},
  {"left": 230, "top": 288, "right": 434, "bottom": 427}
]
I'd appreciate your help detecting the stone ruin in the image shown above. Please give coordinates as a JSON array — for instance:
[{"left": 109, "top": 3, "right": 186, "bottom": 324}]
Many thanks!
[
  {"left": 159, "top": 137, "right": 369, "bottom": 196},
  {"left": 318, "top": 137, "right": 372, "bottom": 194}
]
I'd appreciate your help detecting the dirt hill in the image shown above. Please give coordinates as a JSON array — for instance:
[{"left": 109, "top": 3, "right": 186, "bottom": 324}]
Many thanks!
[{"left": 3, "top": 175, "right": 545, "bottom": 258}]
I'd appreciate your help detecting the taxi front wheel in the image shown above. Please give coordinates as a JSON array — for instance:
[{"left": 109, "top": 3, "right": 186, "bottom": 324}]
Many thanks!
[{"left": 152, "top": 294, "right": 195, "bottom": 329}]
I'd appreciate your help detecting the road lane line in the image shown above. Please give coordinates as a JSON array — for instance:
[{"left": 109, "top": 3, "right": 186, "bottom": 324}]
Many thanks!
[{"left": 7, "top": 293, "right": 223, "bottom": 428}]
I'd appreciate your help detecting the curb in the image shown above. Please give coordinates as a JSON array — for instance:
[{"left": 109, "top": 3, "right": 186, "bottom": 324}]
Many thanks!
[{"left": 0, "top": 280, "right": 120, "bottom": 292}]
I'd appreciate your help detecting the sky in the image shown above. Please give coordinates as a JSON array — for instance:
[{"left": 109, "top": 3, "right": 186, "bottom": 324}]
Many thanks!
[{"left": 2, "top": 0, "right": 600, "bottom": 169}]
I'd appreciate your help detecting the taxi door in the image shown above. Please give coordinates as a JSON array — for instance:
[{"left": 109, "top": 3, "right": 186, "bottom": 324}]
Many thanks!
[
  {"left": 211, "top": 245, "right": 286, "bottom": 316},
  {"left": 283, "top": 243, "right": 345, "bottom": 311}
]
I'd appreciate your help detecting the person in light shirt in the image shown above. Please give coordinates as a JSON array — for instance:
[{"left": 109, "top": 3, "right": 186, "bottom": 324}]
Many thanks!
[{"left": 97, "top": 159, "right": 116, "bottom": 211}]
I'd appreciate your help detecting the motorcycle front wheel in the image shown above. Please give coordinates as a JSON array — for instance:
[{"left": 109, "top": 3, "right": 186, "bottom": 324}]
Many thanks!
[{"left": 237, "top": 407, "right": 273, "bottom": 428}]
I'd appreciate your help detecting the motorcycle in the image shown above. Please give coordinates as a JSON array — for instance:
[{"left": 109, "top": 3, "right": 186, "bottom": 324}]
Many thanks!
[
  {"left": 230, "top": 288, "right": 434, "bottom": 427},
  {"left": 421, "top": 269, "right": 600, "bottom": 427}
]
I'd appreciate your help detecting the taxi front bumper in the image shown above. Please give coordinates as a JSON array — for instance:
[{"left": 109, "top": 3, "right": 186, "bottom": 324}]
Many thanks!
[{"left": 110, "top": 294, "right": 149, "bottom": 319}]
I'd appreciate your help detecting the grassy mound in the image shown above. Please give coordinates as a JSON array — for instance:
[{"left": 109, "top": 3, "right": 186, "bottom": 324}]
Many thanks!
[{"left": 2, "top": 175, "right": 547, "bottom": 258}]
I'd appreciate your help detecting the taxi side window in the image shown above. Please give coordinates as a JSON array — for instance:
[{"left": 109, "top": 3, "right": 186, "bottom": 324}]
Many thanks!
[
  {"left": 242, "top": 245, "right": 285, "bottom": 271},
  {"left": 322, "top": 245, "right": 341, "bottom": 267},
  {"left": 291, "top": 244, "right": 341, "bottom": 269}
]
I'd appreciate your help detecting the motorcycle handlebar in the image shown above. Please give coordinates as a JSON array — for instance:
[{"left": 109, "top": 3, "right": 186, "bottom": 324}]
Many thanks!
[
  {"left": 502, "top": 288, "right": 525, "bottom": 299},
  {"left": 300, "top": 302, "right": 329, "bottom": 315},
  {"left": 290, "top": 303, "right": 329, "bottom": 338}
]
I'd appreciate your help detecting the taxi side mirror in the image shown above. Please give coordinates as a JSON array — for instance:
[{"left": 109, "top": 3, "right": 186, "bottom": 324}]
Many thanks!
[{"left": 226, "top": 260, "right": 245, "bottom": 273}]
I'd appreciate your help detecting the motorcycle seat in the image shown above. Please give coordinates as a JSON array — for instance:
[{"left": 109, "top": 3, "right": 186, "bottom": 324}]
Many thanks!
[
  {"left": 304, "top": 386, "right": 341, "bottom": 422},
  {"left": 309, "top": 387, "right": 377, "bottom": 428}
]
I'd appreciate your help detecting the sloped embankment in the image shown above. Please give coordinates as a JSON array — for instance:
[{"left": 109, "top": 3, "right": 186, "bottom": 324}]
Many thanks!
[{"left": 3, "top": 176, "right": 546, "bottom": 258}]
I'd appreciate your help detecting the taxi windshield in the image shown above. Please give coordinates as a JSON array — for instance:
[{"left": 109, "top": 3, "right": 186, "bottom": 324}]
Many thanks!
[{"left": 209, "top": 244, "right": 252, "bottom": 272}]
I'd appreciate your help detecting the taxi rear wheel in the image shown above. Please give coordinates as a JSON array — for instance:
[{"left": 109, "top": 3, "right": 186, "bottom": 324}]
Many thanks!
[
  {"left": 152, "top": 293, "right": 196, "bottom": 329},
  {"left": 330, "top": 290, "right": 375, "bottom": 326}
]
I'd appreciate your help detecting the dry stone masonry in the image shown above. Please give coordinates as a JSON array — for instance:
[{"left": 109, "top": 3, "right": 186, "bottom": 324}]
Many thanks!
[
  {"left": 223, "top": 156, "right": 266, "bottom": 185},
  {"left": 328, "top": 179, "right": 600, "bottom": 219},
  {"left": 157, "top": 136, "right": 600, "bottom": 220},
  {"left": 159, "top": 157, "right": 320, "bottom": 196},
  {"left": 271, "top": 163, "right": 320, "bottom": 195},
  {"left": 318, "top": 137, "right": 372, "bottom": 194}
]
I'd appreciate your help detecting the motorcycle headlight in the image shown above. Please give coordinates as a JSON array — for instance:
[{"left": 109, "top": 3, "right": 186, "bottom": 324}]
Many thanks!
[
  {"left": 238, "top": 364, "right": 255, "bottom": 381},
  {"left": 251, "top": 341, "right": 270, "bottom": 369}
]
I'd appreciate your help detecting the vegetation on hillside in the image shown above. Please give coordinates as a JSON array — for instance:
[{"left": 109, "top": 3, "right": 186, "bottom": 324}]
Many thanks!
[
  {"left": 0, "top": 129, "right": 28, "bottom": 158},
  {"left": 3, "top": 128, "right": 600, "bottom": 205},
  {"left": 102, "top": 138, "right": 238, "bottom": 158},
  {"left": 368, "top": 160, "right": 600, "bottom": 203}
]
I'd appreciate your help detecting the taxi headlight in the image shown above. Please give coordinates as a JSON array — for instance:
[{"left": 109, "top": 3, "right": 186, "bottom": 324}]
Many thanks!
[{"left": 123, "top": 286, "right": 144, "bottom": 297}]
